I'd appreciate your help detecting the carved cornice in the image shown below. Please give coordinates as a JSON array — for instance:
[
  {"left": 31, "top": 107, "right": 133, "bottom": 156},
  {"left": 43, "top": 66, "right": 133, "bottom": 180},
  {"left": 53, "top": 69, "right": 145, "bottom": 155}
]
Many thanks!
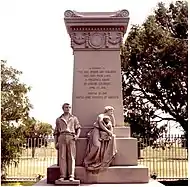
[
  {"left": 70, "top": 31, "right": 123, "bottom": 50},
  {"left": 64, "top": 9, "right": 129, "bottom": 18}
]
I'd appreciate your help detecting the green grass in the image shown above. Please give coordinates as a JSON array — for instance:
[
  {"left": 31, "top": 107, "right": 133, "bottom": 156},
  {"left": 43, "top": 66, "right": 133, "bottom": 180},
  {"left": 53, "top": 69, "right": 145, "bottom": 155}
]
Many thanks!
[
  {"left": 5, "top": 144, "right": 188, "bottom": 179},
  {"left": 1, "top": 182, "right": 36, "bottom": 186}
]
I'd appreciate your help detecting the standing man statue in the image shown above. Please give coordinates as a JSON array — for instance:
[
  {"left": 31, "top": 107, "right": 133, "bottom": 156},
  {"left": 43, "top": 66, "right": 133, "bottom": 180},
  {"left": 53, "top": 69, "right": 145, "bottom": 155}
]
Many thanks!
[{"left": 54, "top": 103, "right": 81, "bottom": 183}]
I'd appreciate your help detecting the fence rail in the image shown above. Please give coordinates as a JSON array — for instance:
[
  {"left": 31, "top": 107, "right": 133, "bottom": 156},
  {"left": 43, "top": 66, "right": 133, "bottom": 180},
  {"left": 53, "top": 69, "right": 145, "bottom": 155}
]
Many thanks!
[
  {"left": 137, "top": 134, "right": 188, "bottom": 180},
  {"left": 3, "top": 134, "right": 188, "bottom": 181}
]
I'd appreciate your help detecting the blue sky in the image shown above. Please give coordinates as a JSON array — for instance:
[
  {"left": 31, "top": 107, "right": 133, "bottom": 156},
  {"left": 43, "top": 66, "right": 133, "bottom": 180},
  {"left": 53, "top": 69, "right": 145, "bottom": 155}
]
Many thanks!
[{"left": 1, "top": 0, "right": 183, "bottom": 134}]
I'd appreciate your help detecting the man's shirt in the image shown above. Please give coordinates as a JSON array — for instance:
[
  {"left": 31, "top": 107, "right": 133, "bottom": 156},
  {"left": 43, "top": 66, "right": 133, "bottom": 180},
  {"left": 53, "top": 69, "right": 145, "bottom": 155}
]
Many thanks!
[{"left": 54, "top": 114, "right": 81, "bottom": 136}]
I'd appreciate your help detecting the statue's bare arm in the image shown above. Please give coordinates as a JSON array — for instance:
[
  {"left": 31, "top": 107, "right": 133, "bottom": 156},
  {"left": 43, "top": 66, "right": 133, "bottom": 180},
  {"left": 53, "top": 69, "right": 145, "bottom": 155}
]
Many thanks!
[
  {"left": 110, "top": 115, "right": 116, "bottom": 127},
  {"left": 98, "top": 115, "right": 112, "bottom": 136}
]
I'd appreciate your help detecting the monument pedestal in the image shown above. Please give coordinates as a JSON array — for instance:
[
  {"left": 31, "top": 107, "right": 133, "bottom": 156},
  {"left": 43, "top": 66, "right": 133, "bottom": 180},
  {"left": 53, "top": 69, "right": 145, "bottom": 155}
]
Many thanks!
[
  {"left": 47, "top": 137, "right": 148, "bottom": 184},
  {"left": 55, "top": 179, "right": 80, "bottom": 186},
  {"left": 47, "top": 165, "right": 149, "bottom": 184},
  {"left": 75, "top": 137, "right": 138, "bottom": 166}
]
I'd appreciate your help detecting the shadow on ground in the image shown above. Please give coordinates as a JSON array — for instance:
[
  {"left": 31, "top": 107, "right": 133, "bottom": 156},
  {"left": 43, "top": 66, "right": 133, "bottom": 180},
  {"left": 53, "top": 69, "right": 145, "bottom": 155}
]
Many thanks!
[{"left": 160, "top": 180, "right": 188, "bottom": 186}]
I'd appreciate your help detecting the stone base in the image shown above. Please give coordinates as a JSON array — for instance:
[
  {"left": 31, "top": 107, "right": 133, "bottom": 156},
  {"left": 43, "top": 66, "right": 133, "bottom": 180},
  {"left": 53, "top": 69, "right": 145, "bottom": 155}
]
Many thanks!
[
  {"left": 79, "top": 126, "right": 130, "bottom": 138},
  {"left": 76, "top": 137, "right": 138, "bottom": 166},
  {"left": 55, "top": 179, "right": 80, "bottom": 186},
  {"left": 34, "top": 178, "right": 165, "bottom": 186},
  {"left": 47, "top": 165, "right": 149, "bottom": 184}
]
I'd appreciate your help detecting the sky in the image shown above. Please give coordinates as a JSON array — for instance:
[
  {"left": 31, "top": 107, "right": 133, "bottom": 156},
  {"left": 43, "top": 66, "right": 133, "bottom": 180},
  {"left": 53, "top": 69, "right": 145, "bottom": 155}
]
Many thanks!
[{"left": 0, "top": 0, "right": 182, "bottom": 134}]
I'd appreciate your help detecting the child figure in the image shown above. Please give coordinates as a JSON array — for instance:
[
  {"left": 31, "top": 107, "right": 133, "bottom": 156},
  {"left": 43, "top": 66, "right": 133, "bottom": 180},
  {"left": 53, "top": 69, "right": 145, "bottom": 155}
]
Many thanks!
[{"left": 99, "top": 116, "right": 112, "bottom": 141}]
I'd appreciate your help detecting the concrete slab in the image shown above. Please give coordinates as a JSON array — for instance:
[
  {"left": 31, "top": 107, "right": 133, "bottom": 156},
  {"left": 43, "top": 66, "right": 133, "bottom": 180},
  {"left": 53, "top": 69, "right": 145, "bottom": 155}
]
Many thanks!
[{"left": 34, "top": 178, "right": 165, "bottom": 186}]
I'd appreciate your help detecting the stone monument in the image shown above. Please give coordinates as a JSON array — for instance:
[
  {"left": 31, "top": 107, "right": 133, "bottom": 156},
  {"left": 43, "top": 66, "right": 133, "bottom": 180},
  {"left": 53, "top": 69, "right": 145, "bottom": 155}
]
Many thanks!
[{"left": 47, "top": 9, "right": 149, "bottom": 184}]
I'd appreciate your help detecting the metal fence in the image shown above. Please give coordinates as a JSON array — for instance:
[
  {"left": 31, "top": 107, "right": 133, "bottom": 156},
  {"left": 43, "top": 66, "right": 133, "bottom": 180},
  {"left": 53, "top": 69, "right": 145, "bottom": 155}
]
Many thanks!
[
  {"left": 3, "top": 134, "right": 188, "bottom": 181},
  {"left": 137, "top": 134, "right": 188, "bottom": 181}
]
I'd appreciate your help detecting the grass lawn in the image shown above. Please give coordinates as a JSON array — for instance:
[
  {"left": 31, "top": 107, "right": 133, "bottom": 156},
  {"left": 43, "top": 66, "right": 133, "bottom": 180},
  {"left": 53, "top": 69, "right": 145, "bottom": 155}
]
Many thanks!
[{"left": 1, "top": 182, "right": 36, "bottom": 186}]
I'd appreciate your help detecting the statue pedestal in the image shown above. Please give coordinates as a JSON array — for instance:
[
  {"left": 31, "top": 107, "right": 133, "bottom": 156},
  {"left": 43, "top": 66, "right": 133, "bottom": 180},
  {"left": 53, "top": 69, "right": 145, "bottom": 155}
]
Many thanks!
[
  {"left": 55, "top": 179, "right": 80, "bottom": 186},
  {"left": 36, "top": 178, "right": 165, "bottom": 186},
  {"left": 47, "top": 165, "right": 148, "bottom": 184},
  {"left": 47, "top": 137, "right": 149, "bottom": 184},
  {"left": 75, "top": 137, "right": 138, "bottom": 166}
]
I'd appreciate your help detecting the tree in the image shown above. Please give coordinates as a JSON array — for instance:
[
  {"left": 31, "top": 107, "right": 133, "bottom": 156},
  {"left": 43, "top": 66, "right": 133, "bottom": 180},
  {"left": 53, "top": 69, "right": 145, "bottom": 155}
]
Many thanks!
[
  {"left": 1, "top": 60, "right": 32, "bottom": 176},
  {"left": 23, "top": 117, "right": 53, "bottom": 158},
  {"left": 121, "top": 1, "right": 188, "bottom": 147}
]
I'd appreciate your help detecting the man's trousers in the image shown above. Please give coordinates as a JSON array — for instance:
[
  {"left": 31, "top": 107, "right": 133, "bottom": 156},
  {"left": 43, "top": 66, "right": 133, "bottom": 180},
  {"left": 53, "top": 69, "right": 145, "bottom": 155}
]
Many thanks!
[{"left": 58, "top": 133, "right": 76, "bottom": 178}]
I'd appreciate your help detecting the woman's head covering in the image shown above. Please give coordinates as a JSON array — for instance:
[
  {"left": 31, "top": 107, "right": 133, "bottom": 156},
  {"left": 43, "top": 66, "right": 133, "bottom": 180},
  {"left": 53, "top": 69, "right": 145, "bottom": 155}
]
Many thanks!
[{"left": 104, "top": 106, "right": 114, "bottom": 113}]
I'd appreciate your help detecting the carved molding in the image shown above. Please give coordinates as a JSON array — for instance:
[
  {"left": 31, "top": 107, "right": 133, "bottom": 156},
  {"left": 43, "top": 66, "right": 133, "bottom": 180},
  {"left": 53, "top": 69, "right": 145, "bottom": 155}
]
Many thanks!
[
  {"left": 108, "top": 32, "right": 122, "bottom": 45},
  {"left": 89, "top": 33, "right": 105, "bottom": 49},
  {"left": 71, "top": 32, "right": 86, "bottom": 45},
  {"left": 64, "top": 9, "right": 129, "bottom": 18},
  {"left": 70, "top": 31, "right": 123, "bottom": 50},
  {"left": 111, "top": 9, "right": 129, "bottom": 18},
  {"left": 64, "top": 10, "right": 81, "bottom": 18},
  {"left": 71, "top": 26, "right": 124, "bottom": 32}
]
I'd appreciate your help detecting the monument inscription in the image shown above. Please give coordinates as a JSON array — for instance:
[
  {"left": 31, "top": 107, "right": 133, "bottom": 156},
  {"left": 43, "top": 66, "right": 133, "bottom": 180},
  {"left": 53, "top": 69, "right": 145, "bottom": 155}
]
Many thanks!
[{"left": 76, "top": 67, "right": 119, "bottom": 100}]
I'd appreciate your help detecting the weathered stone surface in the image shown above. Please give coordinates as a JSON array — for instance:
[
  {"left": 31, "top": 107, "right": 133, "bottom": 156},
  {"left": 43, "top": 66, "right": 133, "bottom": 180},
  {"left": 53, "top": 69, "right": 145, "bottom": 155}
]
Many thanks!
[
  {"left": 79, "top": 126, "right": 130, "bottom": 138},
  {"left": 71, "top": 51, "right": 124, "bottom": 127},
  {"left": 47, "top": 165, "right": 149, "bottom": 184},
  {"left": 36, "top": 178, "right": 165, "bottom": 186},
  {"left": 64, "top": 10, "right": 130, "bottom": 128}
]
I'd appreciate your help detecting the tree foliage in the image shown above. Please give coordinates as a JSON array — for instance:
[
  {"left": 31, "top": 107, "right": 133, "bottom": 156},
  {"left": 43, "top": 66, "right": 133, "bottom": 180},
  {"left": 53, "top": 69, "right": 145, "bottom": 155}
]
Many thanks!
[
  {"left": 1, "top": 60, "right": 54, "bottom": 173},
  {"left": 22, "top": 117, "right": 53, "bottom": 157},
  {"left": 1, "top": 60, "right": 32, "bottom": 174},
  {"left": 121, "top": 1, "right": 188, "bottom": 145}
]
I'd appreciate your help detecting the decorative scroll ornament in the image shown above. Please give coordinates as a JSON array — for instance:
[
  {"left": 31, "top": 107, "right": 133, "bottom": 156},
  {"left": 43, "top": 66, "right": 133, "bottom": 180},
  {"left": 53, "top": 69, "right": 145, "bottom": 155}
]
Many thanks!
[
  {"left": 111, "top": 9, "right": 129, "bottom": 18},
  {"left": 64, "top": 10, "right": 81, "bottom": 17}
]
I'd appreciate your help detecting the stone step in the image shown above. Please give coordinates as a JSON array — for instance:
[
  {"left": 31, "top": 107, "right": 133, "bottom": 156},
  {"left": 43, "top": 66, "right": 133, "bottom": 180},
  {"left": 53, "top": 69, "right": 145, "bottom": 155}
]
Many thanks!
[
  {"left": 79, "top": 126, "right": 131, "bottom": 138},
  {"left": 47, "top": 165, "right": 149, "bottom": 184},
  {"left": 76, "top": 137, "right": 138, "bottom": 166},
  {"left": 36, "top": 178, "right": 165, "bottom": 186}
]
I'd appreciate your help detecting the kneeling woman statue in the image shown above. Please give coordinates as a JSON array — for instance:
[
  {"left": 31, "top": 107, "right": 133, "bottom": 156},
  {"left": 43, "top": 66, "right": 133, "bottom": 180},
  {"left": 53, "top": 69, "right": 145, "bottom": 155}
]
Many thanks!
[{"left": 83, "top": 106, "right": 117, "bottom": 173}]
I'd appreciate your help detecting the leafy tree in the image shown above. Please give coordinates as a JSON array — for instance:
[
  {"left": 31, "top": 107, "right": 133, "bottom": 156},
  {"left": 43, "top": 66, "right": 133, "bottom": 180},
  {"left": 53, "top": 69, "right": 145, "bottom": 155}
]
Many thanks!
[
  {"left": 23, "top": 117, "right": 53, "bottom": 158},
  {"left": 121, "top": 1, "right": 188, "bottom": 148},
  {"left": 1, "top": 60, "right": 32, "bottom": 176}
]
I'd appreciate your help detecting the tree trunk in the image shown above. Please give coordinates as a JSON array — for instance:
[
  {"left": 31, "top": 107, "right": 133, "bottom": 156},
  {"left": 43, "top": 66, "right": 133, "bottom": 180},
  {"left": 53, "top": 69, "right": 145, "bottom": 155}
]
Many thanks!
[
  {"left": 32, "top": 147, "right": 35, "bottom": 158},
  {"left": 138, "top": 144, "right": 141, "bottom": 158},
  {"left": 184, "top": 132, "right": 188, "bottom": 150},
  {"left": 178, "top": 119, "right": 188, "bottom": 148}
]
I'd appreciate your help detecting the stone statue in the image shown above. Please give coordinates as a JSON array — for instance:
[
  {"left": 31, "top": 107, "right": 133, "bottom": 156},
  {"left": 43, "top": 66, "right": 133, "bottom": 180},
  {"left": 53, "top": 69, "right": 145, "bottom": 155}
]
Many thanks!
[
  {"left": 54, "top": 103, "right": 81, "bottom": 184},
  {"left": 83, "top": 106, "right": 117, "bottom": 173}
]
